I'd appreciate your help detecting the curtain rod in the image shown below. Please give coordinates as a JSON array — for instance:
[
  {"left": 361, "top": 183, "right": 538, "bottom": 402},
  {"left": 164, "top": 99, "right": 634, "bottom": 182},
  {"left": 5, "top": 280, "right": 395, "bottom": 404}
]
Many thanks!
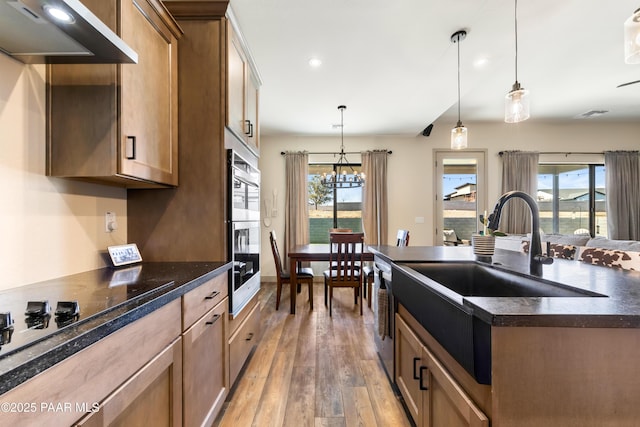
[
  {"left": 498, "top": 151, "right": 604, "bottom": 156},
  {"left": 281, "top": 150, "right": 392, "bottom": 155}
]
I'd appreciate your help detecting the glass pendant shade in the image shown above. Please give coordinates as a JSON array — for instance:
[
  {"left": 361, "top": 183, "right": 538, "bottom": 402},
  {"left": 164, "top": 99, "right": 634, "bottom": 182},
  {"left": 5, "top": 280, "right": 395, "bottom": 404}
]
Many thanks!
[
  {"left": 504, "top": 82, "right": 530, "bottom": 123},
  {"left": 450, "top": 121, "right": 468, "bottom": 150},
  {"left": 450, "top": 30, "right": 468, "bottom": 150},
  {"left": 624, "top": 8, "right": 640, "bottom": 64}
]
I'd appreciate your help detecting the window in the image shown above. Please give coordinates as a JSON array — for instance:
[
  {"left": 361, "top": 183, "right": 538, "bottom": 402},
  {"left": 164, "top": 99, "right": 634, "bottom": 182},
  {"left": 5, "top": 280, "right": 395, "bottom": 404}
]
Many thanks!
[
  {"left": 537, "top": 164, "right": 606, "bottom": 236},
  {"left": 308, "top": 163, "right": 363, "bottom": 243}
]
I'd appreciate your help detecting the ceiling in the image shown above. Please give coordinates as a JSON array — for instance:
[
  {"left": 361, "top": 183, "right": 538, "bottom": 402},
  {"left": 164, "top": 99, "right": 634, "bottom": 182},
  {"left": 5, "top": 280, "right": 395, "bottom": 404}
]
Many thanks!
[{"left": 229, "top": 0, "right": 640, "bottom": 137}]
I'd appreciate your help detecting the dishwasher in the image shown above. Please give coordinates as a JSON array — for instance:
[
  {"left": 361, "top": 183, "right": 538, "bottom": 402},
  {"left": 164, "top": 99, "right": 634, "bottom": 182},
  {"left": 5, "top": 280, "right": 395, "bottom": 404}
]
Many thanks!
[{"left": 372, "top": 257, "right": 395, "bottom": 382}]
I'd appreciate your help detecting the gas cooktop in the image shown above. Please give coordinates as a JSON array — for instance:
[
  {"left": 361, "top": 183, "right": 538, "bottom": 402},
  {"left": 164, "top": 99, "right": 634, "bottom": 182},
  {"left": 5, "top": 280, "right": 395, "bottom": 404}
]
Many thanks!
[{"left": 0, "top": 265, "right": 173, "bottom": 358}]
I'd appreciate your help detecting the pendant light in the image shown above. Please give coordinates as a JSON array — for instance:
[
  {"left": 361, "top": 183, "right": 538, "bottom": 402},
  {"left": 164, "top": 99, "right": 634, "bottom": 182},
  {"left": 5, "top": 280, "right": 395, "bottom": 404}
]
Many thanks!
[
  {"left": 505, "top": 0, "right": 530, "bottom": 123},
  {"left": 451, "top": 30, "right": 468, "bottom": 150},
  {"left": 624, "top": 8, "right": 640, "bottom": 64}
]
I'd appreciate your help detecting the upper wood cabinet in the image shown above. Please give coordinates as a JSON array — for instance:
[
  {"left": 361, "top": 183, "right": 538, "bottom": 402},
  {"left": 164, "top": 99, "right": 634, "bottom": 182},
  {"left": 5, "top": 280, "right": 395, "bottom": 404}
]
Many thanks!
[
  {"left": 226, "top": 14, "right": 260, "bottom": 153},
  {"left": 46, "top": 0, "right": 182, "bottom": 188}
]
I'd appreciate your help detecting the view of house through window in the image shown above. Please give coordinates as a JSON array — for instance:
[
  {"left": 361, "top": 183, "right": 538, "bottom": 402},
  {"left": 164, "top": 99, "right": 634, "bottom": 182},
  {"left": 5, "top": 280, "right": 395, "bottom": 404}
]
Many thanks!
[
  {"left": 308, "top": 164, "right": 363, "bottom": 243},
  {"left": 537, "top": 164, "right": 606, "bottom": 237}
]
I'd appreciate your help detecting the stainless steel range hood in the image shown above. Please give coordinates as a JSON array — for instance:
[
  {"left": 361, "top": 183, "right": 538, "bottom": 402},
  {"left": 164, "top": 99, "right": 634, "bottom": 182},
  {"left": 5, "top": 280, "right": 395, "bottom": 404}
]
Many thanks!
[{"left": 0, "top": 0, "right": 138, "bottom": 64}]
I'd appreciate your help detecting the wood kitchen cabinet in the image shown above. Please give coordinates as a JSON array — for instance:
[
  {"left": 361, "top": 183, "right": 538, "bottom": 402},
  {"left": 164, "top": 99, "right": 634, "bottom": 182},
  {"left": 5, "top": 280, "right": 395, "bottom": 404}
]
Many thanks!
[
  {"left": 228, "top": 294, "right": 261, "bottom": 385},
  {"left": 0, "top": 300, "right": 182, "bottom": 426},
  {"left": 129, "top": 2, "right": 261, "bottom": 262},
  {"left": 47, "top": 0, "right": 181, "bottom": 188},
  {"left": 396, "top": 312, "right": 489, "bottom": 427},
  {"left": 75, "top": 338, "right": 183, "bottom": 427},
  {"left": 181, "top": 273, "right": 229, "bottom": 426},
  {"left": 227, "top": 17, "right": 260, "bottom": 153}
]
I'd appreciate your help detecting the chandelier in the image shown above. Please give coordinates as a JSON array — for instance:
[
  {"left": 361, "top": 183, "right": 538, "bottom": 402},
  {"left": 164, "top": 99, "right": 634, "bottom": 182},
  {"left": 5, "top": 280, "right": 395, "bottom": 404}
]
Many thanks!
[{"left": 321, "top": 105, "right": 365, "bottom": 188}]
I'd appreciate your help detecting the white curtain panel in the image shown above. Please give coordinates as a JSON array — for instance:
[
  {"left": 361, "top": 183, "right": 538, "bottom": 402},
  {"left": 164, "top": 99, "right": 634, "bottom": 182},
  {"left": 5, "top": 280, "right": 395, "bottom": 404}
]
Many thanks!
[
  {"left": 500, "top": 151, "right": 540, "bottom": 234},
  {"left": 362, "top": 150, "right": 389, "bottom": 246},
  {"left": 284, "top": 151, "right": 309, "bottom": 271}
]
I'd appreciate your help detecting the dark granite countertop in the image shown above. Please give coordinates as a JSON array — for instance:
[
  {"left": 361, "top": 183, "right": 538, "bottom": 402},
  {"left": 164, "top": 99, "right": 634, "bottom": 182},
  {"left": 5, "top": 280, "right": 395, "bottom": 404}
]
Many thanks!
[
  {"left": 0, "top": 262, "right": 231, "bottom": 396},
  {"left": 368, "top": 245, "right": 640, "bottom": 328}
]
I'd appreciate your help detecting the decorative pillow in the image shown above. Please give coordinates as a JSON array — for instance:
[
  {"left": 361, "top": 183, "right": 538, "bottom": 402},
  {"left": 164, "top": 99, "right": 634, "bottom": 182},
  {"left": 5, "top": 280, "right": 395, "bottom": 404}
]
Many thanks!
[
  {"left": 579, "top": 247, "right": 640, "bottom": 271},
  {"left": 548, "top": 243, "right": 576, "bottom": 260},
  {"left": 520, "top": 241, "right": 576, "bottom": 260}
]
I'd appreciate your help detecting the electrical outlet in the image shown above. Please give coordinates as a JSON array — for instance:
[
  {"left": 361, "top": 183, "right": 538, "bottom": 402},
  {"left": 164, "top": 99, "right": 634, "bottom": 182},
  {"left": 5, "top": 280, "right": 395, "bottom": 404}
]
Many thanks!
[{"left": 105, "top": 212, "right": 117, "bottom": 232}]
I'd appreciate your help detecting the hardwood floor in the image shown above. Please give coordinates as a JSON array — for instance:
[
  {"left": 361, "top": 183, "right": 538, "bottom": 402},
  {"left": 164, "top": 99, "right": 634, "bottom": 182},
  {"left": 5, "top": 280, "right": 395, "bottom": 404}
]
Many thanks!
[{"left": 214, "top": 281, "right": 412, "bottom": 427}]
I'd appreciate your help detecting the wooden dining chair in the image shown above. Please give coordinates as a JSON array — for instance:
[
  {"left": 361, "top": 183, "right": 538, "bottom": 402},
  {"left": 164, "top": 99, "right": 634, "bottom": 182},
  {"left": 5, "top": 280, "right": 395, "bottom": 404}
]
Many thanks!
[
  {"left": 329, "top": 228, "right": 356, "bottom": 269},
  {"left": 363, "top": 229, "right": 409, "bottom": 307},
  {"left": 269, "top": 230, "right": 314, "bottom": 310},
  {"left": 323, "top": 232, "right": 364, "bottom": 316}
]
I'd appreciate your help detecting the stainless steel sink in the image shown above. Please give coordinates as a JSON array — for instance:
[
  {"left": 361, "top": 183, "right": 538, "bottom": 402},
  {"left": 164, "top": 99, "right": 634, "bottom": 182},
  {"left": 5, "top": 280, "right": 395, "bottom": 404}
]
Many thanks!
[{"left": 406, "top": 262, "right": 601, "bottom": 298}]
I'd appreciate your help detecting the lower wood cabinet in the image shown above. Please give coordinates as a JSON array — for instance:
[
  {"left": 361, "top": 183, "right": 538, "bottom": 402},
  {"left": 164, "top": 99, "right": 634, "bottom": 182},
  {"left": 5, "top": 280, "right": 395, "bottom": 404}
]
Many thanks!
[
  {"left": 228, "top": 296, "right": 261, "bottom": 386},
  {"left": 75, "top": 338, "right": 183, "bottom": 427},
  {"left": 0, "top": 272, "right": 235, "bottom": 426},
  {"left": 396, "top": 313, "right": 488, "bottom": 427},
  {"left": 182, "top": 297, "right": 229, "bottom": 427},
  {"left": 0, "top": 300, "right": 182, "bottom": 426}
]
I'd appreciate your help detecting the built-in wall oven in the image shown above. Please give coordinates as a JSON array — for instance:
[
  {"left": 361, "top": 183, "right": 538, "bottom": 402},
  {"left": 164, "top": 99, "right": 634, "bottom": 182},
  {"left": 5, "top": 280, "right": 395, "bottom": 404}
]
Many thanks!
[{"left": 228, "top": 150, "right": 260, "bottom": 316}]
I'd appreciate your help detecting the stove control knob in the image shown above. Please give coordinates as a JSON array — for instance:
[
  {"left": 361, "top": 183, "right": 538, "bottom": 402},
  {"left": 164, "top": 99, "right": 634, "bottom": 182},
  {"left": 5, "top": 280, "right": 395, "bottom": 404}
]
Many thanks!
[
  {"left": 0, "top": 312, "right": 13, "bottom": 329},
  {"left": 55, "top": 301, "right": 80, "bottom": 318},
  {"left": 1, "top": 312, "right": 15, "bottom": 346},
  {"left": 25, "top": 300, "right": 51, "bottom": 317}
]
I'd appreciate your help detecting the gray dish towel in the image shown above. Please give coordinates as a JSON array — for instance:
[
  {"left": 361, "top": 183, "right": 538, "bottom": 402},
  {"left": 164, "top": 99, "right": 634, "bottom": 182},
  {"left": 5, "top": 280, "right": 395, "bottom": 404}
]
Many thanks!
[{"left": 377, "top": 287, "right": 389, "bottom": 340}]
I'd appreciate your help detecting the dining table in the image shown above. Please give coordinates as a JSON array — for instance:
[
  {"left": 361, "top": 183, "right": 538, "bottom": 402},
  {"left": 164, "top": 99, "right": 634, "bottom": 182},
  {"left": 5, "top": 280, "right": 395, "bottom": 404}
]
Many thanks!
[{"left": 287, "top": 243, "right": 374, "bottom": 314}]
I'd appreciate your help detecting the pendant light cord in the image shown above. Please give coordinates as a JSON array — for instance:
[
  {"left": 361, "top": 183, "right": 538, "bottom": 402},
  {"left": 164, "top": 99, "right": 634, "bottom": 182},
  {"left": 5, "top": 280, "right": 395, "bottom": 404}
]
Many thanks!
[
  {"left": 457, "top": 33, "right": 461, "bottom": 124},
  {"left": 514, "top": 0, "right": 519, "bottom": 83}
]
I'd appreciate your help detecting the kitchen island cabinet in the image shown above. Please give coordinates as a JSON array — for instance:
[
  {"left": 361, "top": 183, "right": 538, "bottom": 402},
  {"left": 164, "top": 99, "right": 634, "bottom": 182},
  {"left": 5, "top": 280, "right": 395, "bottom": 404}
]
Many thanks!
[
  {"left": 396, "top": 310, "right": 488, "bottom": 427},
  {"left": 47, "top": 0, "right": 181, "bottom": 188},
  {"left": 369, "top": 245, "right": 640, "bottom": 427}
]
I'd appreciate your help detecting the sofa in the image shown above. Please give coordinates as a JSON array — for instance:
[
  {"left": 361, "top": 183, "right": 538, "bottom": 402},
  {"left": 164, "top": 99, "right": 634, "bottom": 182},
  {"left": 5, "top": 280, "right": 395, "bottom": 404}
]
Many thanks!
[{"left": 496, "top": 234, "right": 640, "bottom": 272}]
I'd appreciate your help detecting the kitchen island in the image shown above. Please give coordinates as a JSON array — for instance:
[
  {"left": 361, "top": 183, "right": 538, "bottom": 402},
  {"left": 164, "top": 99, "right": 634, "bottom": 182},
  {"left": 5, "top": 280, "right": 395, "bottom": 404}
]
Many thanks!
[
  {"left": 0, "top": 262, "right": 233, "bottom": 426},
  {"left": 369, "top": 245, "right": 640, "bottom": 427}
]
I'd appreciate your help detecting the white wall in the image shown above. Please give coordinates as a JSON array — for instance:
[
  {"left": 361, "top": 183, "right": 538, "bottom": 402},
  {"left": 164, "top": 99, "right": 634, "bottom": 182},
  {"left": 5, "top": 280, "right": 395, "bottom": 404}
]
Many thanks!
[
  {"left": 259, "top": 119, "right": 640, "bottom": 278},
  {"left": 0, "top": 55, "right": 127, "bottom": 291}
]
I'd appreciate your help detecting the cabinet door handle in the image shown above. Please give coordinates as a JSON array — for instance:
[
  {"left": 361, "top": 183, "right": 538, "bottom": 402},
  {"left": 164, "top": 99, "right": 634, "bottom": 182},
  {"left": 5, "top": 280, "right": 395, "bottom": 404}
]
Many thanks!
[
  {"left": 125, "top": 136, "right": 136, "bottom": 159},
  {"left": 248, "top": 122, "right": 254, "bottom": 138},
  {"left": 413, "top": 357, "right": 421, "bottom": 380},
  {"left": 246, "top": 332, "right": 254, "bottom": 341},
  {"left": 205, "top": 314, "right": 221, "bottom": 326},
  {"left": 244, "top": 120, "right": 251, "bottom": 135},
  {"left": 419, "top": 366, "right": 429, "bottom": 391},
  {"left": 204, "top": 290, "right": 220, "bottom": 300}
]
